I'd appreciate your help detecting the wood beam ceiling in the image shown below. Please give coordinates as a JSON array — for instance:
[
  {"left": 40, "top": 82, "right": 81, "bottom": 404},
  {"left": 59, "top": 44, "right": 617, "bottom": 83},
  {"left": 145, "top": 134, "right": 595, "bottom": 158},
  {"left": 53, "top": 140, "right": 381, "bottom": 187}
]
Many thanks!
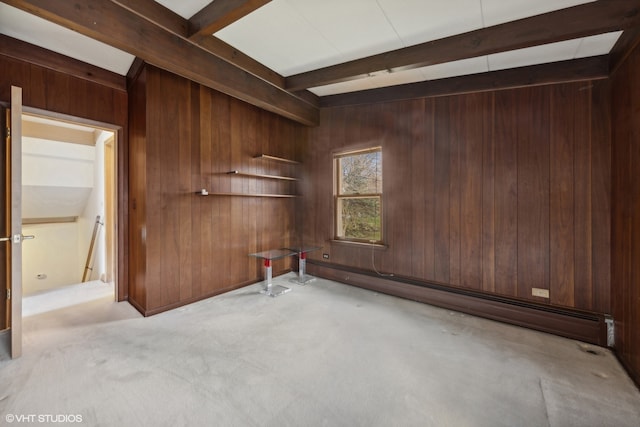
[
  {"left": 286, "top": 0, "right": 640, "bottom": 91},
  {"left": 188, "top": 0, "right": 271, "bottom": 38},
  {"left": 0, "top": 34, "right": 126, "bottom": 91},
  {"left": 118, "top": 0, "right": 271, "bottom": 84},
  {"left": 111, "top": 0, "right": 284, "bottom": 88},
  {"left": 2, "top": 0, "right": 318, "bottom": 125},
  {"left": 609, "top": 26, "right": 640, "bottom": 75},
  {"left": 320, "top": 56, "right": 610, "bottom": 108}
]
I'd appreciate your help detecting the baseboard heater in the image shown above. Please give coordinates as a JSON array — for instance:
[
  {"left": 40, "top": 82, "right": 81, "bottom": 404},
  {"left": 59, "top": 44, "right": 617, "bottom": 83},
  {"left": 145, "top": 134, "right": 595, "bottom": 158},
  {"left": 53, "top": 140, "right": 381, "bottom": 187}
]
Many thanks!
[{"left": 307, "top": 260, "right": 607, "bottom": 346}]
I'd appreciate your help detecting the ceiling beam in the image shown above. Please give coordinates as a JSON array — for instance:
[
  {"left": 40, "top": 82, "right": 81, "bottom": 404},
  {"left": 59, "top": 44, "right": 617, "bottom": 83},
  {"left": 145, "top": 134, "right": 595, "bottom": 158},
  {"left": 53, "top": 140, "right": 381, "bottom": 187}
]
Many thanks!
[
  {"left": 188, "top": 0, "right": 272, "bottom": 38},
  {"left": 3, "top": 0, "right": 318, "bottom": 125},
  {"left": 320, "top": 56, "right": 610, "bottom": 108},
  {"left": 609, "top": 27, "right": 640, "bottom": 75},
  {"left": 287, "top": 0, "right": 640, "bottom": 91},
  {"left": 0, "top": 34, "right": 126, "bottom": 91},
  {"left": 112, "top": 0, "right": 289, "bottom": 91}
]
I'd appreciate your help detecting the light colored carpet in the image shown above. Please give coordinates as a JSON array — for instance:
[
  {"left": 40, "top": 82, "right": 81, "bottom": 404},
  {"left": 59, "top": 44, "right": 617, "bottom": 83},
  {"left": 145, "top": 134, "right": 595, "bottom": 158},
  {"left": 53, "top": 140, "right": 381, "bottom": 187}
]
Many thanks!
[
  {"left": 22, "top": 280, "right": 114, "bottom": 317},
  {"left": 1, "top": 273, "right": 639, "bottom": 427}
]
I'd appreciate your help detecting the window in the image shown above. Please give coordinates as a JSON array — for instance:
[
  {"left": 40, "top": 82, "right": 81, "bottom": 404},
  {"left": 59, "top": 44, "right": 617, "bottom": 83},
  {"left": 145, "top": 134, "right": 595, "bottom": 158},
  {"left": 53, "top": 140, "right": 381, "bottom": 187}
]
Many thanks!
[{"left": 335, "top": 147, "right": 383, "bottom": 243}]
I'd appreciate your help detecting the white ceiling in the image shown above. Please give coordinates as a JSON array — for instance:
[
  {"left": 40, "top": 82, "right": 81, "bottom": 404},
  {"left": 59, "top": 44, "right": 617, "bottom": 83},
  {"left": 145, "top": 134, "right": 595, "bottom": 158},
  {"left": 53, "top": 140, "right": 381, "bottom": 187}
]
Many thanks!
[{"left": 0, "top": 0, "right": 623, "bottom": 97}]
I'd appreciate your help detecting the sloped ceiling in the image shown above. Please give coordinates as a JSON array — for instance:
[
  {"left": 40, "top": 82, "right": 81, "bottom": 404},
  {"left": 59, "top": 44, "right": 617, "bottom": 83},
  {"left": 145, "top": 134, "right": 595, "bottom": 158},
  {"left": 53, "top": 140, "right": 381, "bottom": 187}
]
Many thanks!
[{"left": 0, "top": 0, "right": 639, "bottom": 124}]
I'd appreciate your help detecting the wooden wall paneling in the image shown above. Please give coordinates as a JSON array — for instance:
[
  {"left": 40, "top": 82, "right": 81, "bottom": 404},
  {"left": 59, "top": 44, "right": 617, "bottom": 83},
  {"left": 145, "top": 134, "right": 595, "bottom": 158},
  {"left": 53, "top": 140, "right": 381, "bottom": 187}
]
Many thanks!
[
  {"left": 0, "top": 57, "right": 29, "bottom": 101},
  {"left": 393, "top": 101, "right": 418, "bottom": 276},
  {"left": 481, "top": 93, "right": 496, "bottom": 293},
  {"left": 158, "top": 70, "right": 183, "bottom": 308},
  {"left": 409, "top": 98, "right": 428, "bottom": 279},
  {"left": 243, "top": 104, "right": 256, "bottom": 278},
  {"left": 549, "top": 83, "right": 576, "bottom": 307},
  {"left": 254, "top": 112, "right": 267, "bottom": 279},
  {"left": 572, "top": 82, "right": 594, "bottom": 311},
  {"left": 43, "top": 69, "right": 71, "bottom": 114},
  {"left": 68, "top": 78, "right": 88, "bottom": 119},
  {"left": 87, "top": 83, "right": 115, "bottom": 125},
  {"left": 178, "top": 82, "right": 196, "bottom": 301},
  {"left": 517, "top": 87, "right": 550, "bottom": 302},
  {"left": 433, "top": 97, "right": 451, "bottom": 284},
  {"left": 229, "top": 99, "right": 246, "bottom": 283},
  {"left": 212, "top": 89, "right": 227, "bottom": 289},
  {"left": 127, "top": 68, "right": 147, "bottom": 311},
  {"left": 448, "top": 96, "right": 462, "bottom": 287},
  {"left": 611, "top": 60, "right": 630, "bottom": 362},
  {"left": 197, "top": 87, "right": 212, "bottom": 295},
  {"left": 306, "top": 109, "right": 331, "bottom": 256},
  {"left": 217, "top": 92, "right": 233, "bottom": 287},
  {"left": 189, "top": 84, "right": 204, "bottom": 298},
  {"left": 628, "top": 46, "right": 640, "bottom": 376},
  {"left": 264, "top": 115, "right": 282, "bottom": 273},
  {"left": 460, "top": 93, "right": 484, "bottom": 290},
  {"left": 423, "top": 98, "right": 436, "bottom": 280},
  {"left": 493, "top": 90, "right": 518, "bottom": 297},
  {"left": 26, "top": 64, "right": 46, "bottom": 108},
  {"left": 590, "top": 80, "right": 612, "bottom": 314}
]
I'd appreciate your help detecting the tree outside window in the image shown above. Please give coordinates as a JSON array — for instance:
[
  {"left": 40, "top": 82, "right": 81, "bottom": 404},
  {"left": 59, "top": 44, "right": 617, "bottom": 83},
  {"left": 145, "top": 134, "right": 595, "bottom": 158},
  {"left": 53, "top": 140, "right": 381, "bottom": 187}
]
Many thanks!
[{"left": 335, "top": 148, "right": 383, "bottom": 243}]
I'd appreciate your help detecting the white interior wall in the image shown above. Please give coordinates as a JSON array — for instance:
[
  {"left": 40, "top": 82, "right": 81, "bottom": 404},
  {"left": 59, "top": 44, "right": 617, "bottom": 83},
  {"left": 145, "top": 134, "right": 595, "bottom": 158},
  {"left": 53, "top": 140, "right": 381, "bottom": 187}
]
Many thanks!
[
  {"left": 21, "top": 130, "right": 111, "bottom": 294},
  {"left": 22, "top": 222, "right": 80, "bottom": 295},
  {"left": 77, "top": 131, "right": 109, "bottom": 282}
]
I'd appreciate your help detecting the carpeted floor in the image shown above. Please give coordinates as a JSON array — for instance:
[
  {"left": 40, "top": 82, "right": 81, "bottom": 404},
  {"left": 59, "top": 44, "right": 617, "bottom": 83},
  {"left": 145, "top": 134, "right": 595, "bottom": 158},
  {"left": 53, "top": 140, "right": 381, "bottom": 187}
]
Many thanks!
[{"left": 1, "top": 273, "right": 639, "bottom": 426}]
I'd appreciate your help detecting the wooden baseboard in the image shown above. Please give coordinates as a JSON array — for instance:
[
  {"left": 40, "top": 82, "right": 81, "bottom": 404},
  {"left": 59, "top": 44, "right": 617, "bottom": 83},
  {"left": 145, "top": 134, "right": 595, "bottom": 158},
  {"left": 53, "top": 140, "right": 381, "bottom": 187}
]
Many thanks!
[
  {"left": 307, "top": 261, "right": 607, "bottom": 346},
  {"left": 127, "top": 269, "right": 293, "bottom": 316}
]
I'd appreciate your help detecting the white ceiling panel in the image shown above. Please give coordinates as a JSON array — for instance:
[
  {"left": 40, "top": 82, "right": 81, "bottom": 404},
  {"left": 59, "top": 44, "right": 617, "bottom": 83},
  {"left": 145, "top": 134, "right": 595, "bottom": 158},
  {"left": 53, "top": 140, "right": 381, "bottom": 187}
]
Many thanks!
[
  {"left": 216, "top": 1, "right": 344, "bottom": 76},
  {"left": 310, "top": 68, "right": 427, "bottom": 97},
  {"left": 0, "top": 4, "right": 134, "bottom": 75},
  {"left": 376, "top": 0, "right": 483, "bottom": 46},
  {"left": 153, "top": 0, "right": 213, "bottom": 19},
  {"left": 575, "top": 31, "right": 623, "bottom": 59},
  {"left": 481, "top": 0, "right": 595, "bottom": 27},
  {"left": 419, "top": 56, "right": 489, "bottom": 81},
  {"left": 488, "top": 39, "right": 582, "bottom": 72},
  {"left": 284, "top": 0, "right": 403, "bottom": 64},
  {"left": 311, "top": 56, "right": 491, "bottom": 97}
]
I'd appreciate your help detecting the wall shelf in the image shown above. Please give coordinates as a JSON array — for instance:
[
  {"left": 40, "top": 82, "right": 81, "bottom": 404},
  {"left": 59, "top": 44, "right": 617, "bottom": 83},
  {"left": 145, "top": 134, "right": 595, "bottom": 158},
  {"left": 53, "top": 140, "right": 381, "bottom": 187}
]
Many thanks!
[
  {"left": 254, "top": 154, "right": 299, "bottom": 164},
  {"left": 227, "top": 170, "right": 298, "bottom": 181},
  {"left": 206, "top": 192, "right": 298, "bottom": 198}
]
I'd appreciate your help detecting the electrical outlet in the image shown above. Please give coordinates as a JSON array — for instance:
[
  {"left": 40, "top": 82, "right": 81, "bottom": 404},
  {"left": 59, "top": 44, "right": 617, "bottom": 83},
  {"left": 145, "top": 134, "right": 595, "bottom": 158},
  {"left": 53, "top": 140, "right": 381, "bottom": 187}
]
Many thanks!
[
  {"left": 532, "top": 288, "right": 549, "bottom": 298},
  {"left": 323, "top": 253, "right": 329, "bottom": 259}
]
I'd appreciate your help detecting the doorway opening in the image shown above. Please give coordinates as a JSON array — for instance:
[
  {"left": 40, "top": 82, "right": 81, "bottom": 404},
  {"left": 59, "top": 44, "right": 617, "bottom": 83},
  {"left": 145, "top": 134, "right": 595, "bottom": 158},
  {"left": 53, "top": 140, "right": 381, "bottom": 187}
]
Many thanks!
[{"left": 20, "top": 112, "right": 118, "bottom": 315}]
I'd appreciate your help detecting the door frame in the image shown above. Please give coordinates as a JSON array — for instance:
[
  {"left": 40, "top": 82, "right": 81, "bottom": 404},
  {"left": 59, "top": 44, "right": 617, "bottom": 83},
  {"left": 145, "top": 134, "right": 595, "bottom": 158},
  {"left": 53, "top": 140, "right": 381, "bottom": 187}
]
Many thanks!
[{"left": 21, "top": 106, "right": 122, "bottom": 300}]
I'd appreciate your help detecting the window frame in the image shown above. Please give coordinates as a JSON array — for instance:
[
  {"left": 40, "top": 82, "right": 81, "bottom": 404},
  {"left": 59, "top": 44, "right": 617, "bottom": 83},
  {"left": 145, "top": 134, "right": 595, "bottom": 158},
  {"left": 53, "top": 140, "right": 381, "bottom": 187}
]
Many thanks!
[{"left": 333, "top": 147, "right": 384, "bottom": 244}]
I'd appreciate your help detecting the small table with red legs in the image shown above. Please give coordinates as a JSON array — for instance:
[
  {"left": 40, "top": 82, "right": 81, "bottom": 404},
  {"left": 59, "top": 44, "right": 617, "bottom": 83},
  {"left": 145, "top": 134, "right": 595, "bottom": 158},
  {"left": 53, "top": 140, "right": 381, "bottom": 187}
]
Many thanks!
[
  {"left": 286, "top": 246, "right": 322, "bottom": 285},
  {"left": 249, "top": 249, "right": 297, "bottom": 297}
]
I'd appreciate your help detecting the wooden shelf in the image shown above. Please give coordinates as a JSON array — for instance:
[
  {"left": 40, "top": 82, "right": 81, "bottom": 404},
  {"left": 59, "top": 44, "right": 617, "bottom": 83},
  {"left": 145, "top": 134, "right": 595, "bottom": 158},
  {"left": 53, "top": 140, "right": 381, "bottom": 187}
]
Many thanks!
[
  {"left": 227, "top": 170, "right": 298, "bottom": 181},
  {"left": 207, "top": 192, "right": 298, "bottom": 198},
  {"left": 254, "top": 154, "right": 299, "bottom": 164}
]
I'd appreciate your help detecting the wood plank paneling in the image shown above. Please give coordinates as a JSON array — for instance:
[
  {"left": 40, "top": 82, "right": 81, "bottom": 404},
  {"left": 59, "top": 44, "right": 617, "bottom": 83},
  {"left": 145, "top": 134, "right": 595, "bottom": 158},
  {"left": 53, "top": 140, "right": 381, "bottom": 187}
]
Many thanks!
[
  {"left": 433, "top": 98, "right": 451, "bottom": 284},
  {"left": 612, "top": 39, "right": 640, "bottom": 387},
  {"left": 410, "top": 99, "right": 428, "bottom": 279},
  {"left": 306, "top": 80, "right": 610, "bottom": 314},
  {"left": 550, "top": 84, "right": 576, "bottom": 307},
  {"left": 493, "top": 90, "right": 518, "bottom": 298},
  {"left": 517, "top": 87, "right": 550, "bottom": 301},
  {"left": 591, "top": 80, "right": 612, "bottom": 314},
  {"left": 128, "top": 64, "right": 303, "bottom": 314},
  {"left": 481, "top": 93, "right": 496, "bottom": 293},
  {"left": 459, "top": 93, "right": 484, "bottom": 290}
]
